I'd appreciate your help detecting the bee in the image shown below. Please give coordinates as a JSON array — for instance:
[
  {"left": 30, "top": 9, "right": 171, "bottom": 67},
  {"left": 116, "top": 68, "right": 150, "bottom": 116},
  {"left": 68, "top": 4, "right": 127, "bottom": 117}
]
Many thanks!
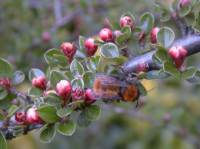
[{"left": 92, "top": 74, "right": 139, "bottom": 102}]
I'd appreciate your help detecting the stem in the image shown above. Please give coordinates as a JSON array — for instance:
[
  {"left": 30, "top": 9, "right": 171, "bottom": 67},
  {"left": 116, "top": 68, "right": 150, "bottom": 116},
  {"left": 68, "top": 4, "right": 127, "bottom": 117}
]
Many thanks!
[{"left": 122, "top": 34, "right": 200, "bottom": 74}]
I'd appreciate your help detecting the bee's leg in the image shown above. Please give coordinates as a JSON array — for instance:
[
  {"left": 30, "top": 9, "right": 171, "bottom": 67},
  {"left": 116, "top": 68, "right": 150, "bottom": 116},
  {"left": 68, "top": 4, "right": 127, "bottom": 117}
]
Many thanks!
[
  {"left": 135, "top": 98, "right": 140, "bottom": 108},
  {"left": 102, "top": 95, "right": 121, "bottom": 103},
  {"left": 110, "top": 95, "right": 122, "bottom": 102}
]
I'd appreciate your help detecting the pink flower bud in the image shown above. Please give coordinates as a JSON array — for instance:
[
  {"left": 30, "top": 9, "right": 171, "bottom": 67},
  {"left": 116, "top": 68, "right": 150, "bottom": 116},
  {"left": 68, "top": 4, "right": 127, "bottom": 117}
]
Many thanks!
[
  {"left": 26, "top": 107, "right": 41, "bottom": 124},
  {"left": 84, "top": 38, "right": 98, "bottom": 57},
  {"left": 60, "top": 42, "right": 76, "bottom": 63},
  {"left": 72, "top": 88, "right": 85, "bottom": 101},
  {"left": 120, "top": 16, "right": 134, "bottom": 28},
  {"left": 56, "top": 80, "right": 71, "bottom": 100},
  {"left": 136, "top": 63, "right": 148, "bottom": 73},
  {"left": 0, "top": 78, "right": 11, "bottom": 89},
  {"left": 168, "top": 46, "right": 188, "bottom": 68},
  {"left": 99, "top": 28, "right": 113, "bottom": 42},
  {"left": 15, "top": 112, "right": 26, "bottom": 123},
  {"left": 32, "top": 76, "right": 47, "bottom": 90},
  {"left": 84, "top": 88, "right": 96, "bottom": 104},
  {"left": 42, "top": 31, "right": 51, "bottom": 43},
  {"left": 180, "top": 0, "right": 191, "bottom": 7},
  {"left": 150, "top": 27, "right": 160, "bottom": 44}
]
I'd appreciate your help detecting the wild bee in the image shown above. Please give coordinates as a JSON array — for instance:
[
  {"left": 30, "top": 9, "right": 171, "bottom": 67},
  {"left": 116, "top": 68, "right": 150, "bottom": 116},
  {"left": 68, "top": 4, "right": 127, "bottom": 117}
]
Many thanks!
[{"left": 92, "top": 74, "right": 139, "bottom": 102}]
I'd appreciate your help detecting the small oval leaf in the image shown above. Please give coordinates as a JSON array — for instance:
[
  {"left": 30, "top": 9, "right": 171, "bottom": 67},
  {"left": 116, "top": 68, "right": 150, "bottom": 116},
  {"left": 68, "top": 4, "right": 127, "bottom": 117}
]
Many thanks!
[
  {"left": 140, "top": 12, "right": 154, "bottom": 33},
  {"left": 100, "top": 43, "right": 119, "bottom": 58},
  {"left": 83, "top": 71, "right": 95, "bottom": 88},
  {"left": 56, "top": 107, "right": 73, "bottom": 118},
  {"left": 12, "top": 71, "right": 25, "bottom": 85},
  {"left": 0, "top": 58, "right": 13, "bottom": 78},
  {"left": 44, "top": 48, "right": 68, "bottom": 67},
  {"left": 37, "top": 105, "right": 60, "bottom": 123},
  {"left": 29, "top": 68, "right": 45, "bottom": 81},
  {"left": 57, "top": 121, "right": 76, "bottom": 136},
  {"left": 84, "top": 105, "right": 101, "bottom": 121},
  {"left": 70, "top": 59, "right": 84, "bottom": 76},
  {"left": 157, "top": 27, "right": 175, "bottom": 48},
  {"left": 40, "top": 124, "right": 56, "bottom": 143}
]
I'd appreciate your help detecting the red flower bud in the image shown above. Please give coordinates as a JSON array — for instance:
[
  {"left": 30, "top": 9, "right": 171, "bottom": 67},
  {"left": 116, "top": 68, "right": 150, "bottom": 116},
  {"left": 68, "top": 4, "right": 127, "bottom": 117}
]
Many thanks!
[
  {"left": 168, "top": 46, "right": 188, "bottom": 68},
  {"left": 150, "top": 27, "right": 160, "bottom": 44},
  {"left": 56, "top": 80, "right": 71, "bottom": 100},
  {"left": 42, "top": 31, "right": 51, "bottom": 43},
  {"left": 26, "top": 107, "right": 41, "bottom": 124},
  {"left": 180, "top": 0, "right": 191, "bottom": 7},
  {"left": 15, "top": 112, "right": 26, "bottom": 123},
  {"left": 60, "top": 42, "right": 76, "bottom": 62},
  {"left": 72, "top": 88, "right": 85, "bottom": 101},
  {"left": 0, "top": 78, "right": 11, "bottom": 89},
  {"left": 32, "top": 76, "right": 47, "bottom": 90},
  {"left": 120, "top": 16, "right": 134, "bottom": 29},
  {"left": 84, "top": 88, "right": 96, "bottom": 104},
  {"left": 99, "top": 28, "right": 113, "bottom": 42},
  {"left": 84, "top": 38, "right": 98, "bottom": 57},
  {"left": 136, "top": 63, "right": 148, "bottom": 73}
]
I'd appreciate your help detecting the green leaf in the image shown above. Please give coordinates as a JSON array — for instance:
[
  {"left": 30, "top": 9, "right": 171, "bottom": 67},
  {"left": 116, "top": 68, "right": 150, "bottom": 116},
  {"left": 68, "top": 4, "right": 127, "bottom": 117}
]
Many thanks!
[
  {"left": 186, "top": 70, "right": 200, "bottom": 84},
  {"left": 121, "top": 26, "right": 132, "bottom": 37},
  {"left": 160, "top": 9, "right": 170, "bottom": 22},
  {"left": 70, "top": 59, "right": 84, "bottom": 76},
  {"left": 181, "top": 67, "right": 196, "bottom": 79},
  {"left": 86, "top": 56, "right": 100, "bottom": 72},
  {"left": 40, "top": 124, "right": 56, "bottom": 143},
  {"left": 28, "top": 87, "right": 43, "bottom": 97},
  {"left": 56, "top": 107, "right": 73, "bottom": 118},
  {"left": 28, "top": 68, "right": 45, "bottom": 81},
  {"left": 77, "top": 112, "right": 91, "bottom": 127},
  {"left": 7, "top": 105, "right": 19, "bottom": 118},
  {"left": 0, "top": 58, "right": 13, "bottom": 78},
  {"left": 37, "top": 105, "right": 60, "bottom": 123},
  {"left": 64, "top": 71, "right": 74, "bottom": 81},
  {"left": 0, "top": 88, "right": 8, "bottom": 100},
  {"left": 140, "top": 12, "right": 154, "bottom": 33},
  {"left": 12, "top": 71, "right": 25, "bottom": 85},
  {"left": 155, "top": 46, "right": 172, "bottom": 63},
  {"left": 83, "top": 71, "right": 95, "bottom": 88},
  {"left": 50, "top": 70, "right": 66, "bottom": 87},
  {"left": 79, "top": 36, "right": 86, "bottom": 53},
  {"left": 157, "top": 27, "right": 175, "bottom": 48},
  {"left": 71, "top": 79, "right": 84, "bottom": 90},
  {"left": 0, "top": 132, "right": 7, "bottom": 149},
  {"left": 44, "top": 93, "right": 61, "bottom": 108},
  {"left": 100, "top": 43, "right": 119, "bottom": 58},
  {"left": 57, "top": 121, "right": 76, "bottom": 136},
  {"left": 145, "top": 70, "right": 170, "bottom": 80},
  {"left": 116, "top": 26, "right": 132, "bottom": 45},
  {"left": 179, "top": 4, "right": 192, "bottom": 17},
  {"left": 44, "top": 48, "right": 68, "bottom": 67},
  {"left": 84, "top": 105, "right": 101, "bottom": 121},
  {"left": 163, "top": 62, "right": 180, "bottom": 78},
  {"left": 0, "top": 113, "right": 4, "bottom": 120}
]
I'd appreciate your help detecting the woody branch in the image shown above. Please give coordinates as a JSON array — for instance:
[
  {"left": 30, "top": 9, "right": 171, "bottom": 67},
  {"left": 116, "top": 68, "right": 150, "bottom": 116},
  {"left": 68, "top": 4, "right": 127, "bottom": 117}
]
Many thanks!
[{"left": 122, "top": 11, "right": 200, "bottom": 75}]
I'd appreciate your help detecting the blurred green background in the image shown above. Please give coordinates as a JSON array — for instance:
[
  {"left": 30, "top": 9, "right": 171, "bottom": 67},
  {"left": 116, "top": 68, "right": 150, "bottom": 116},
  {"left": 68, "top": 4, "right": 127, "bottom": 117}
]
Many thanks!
[{"left": 1, "top": 0, "right": 200, "bottom": 149}]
